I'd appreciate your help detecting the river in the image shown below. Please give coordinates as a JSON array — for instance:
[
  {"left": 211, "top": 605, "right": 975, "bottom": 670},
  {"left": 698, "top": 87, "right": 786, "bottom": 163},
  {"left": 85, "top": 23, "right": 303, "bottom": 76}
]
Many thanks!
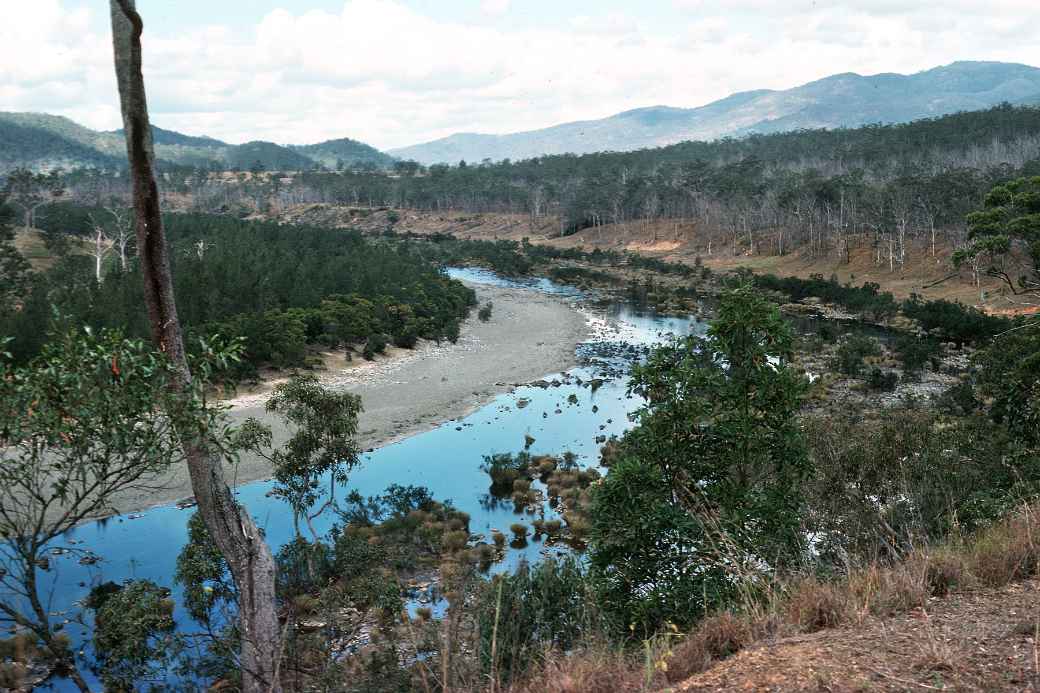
[{"left": 19, "top": 267, "right": 704, "bottom": 689}]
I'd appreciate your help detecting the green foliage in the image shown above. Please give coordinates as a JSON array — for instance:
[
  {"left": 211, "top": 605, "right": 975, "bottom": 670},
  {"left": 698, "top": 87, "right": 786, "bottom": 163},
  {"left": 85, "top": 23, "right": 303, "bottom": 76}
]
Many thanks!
[
  {"left": 481, "top": 452, "right": 531, "bottom": 495},
  {"left": 589, "top": 456, "right": 713, "bottom": 633},
  {"left": 894, "top": 334, "right": 942, "bottom": 376},
  {"left": 0, "top": 327, "right": 231, "bottom": 690},
  {"left": 475, "top": 557, "right": 602, "bottom": 684},
  {"left": 865, "top": 367, "right": 899, "bottom": 391},
  {"left": 0, "top": 213, "right": 477, "bottom": 372},
  {"left": 806, "top": 408, "right": 1040, "bottom": 562},
  {"left": 832, "top": 334, "right": 881, "bottom": 377},
  {"left": 0, "top": 204, "right": 31, "bottom": 309},
  {"left": 974, "top": 325, "right": 1040, "bottom": 446},
  {"left": 175, "top": 512, "right": 238, "bottom": 627},
  {"left": 753, "top": 273, "right": 899, "bottom": 321},
  {"left": 90, "top": 580, "right": 178, "bottom": 692},
  {"left": 956, "top": 175, "right": 1040, "bottom": 297},
  {"left": 478, "top": 301, "right": 493, "bottom": 322},
  {"left": 363, "top": 332, "right": 387, "bottom": 360},
  {"left": 901, "top": 295, "right": 1010, "bottom": 345},
  {"left": 589, "top": 284, "right": 811, "bottom": 634},
  {"left": 262, "top": 374, "right": 362, "bottom": 537}
]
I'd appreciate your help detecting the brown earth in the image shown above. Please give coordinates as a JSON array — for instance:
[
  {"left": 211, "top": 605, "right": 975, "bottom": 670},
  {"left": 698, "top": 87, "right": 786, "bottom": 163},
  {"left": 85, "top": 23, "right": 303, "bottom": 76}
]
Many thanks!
[
  {"left": 674, "top": 579, "right": 1040, "bottom": 692},
  {"left": 276, "top": 205, "right": 1031, "bottom": 314}
]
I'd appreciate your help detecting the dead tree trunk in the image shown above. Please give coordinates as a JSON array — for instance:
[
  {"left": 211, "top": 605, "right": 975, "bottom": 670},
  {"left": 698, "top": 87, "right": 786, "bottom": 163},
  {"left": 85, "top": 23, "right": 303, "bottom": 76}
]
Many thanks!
[{"left": 109, "top": 3, "right": 283, "bottom": 691}]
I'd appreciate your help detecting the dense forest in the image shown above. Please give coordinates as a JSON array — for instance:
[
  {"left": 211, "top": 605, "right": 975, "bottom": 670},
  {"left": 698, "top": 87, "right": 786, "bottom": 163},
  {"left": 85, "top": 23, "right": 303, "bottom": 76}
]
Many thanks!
[{"left": 0, "top": 213, "right": 476, "bottom": 376}]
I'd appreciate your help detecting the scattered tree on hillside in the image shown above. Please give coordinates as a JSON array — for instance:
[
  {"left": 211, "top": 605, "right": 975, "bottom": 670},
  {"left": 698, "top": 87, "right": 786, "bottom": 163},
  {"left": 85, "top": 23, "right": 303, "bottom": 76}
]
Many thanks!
[
  {"left": 2, "top": 168, "right": 65, "bottom": 229},
  {"left": 0, "top": 205, "right": 31, "bottom": 309},
  {"left": 956, "top": 175, "right": 1040, "bottom": 303}
]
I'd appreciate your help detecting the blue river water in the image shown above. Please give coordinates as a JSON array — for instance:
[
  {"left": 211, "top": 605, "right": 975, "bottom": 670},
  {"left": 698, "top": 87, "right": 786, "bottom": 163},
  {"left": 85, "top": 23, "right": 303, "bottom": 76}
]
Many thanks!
[{"left": 23, "top": 268, "right": 703, "bottom": 689}]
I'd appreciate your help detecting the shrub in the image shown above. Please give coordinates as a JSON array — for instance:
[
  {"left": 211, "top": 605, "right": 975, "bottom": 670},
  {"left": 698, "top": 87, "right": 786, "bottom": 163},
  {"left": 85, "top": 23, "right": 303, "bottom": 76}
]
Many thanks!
[
  {"left": 832, "top": 334, "right": 881, "bottom": 376},
  {"left": 478, "top": 302, "right": 493, "bottom": 322},
  {"left": 895, "top": 334, "right": 942, "bottom": 376},
  {"left": 392, "top": 327, "right": 418, "bottom": 349},
  {"left": 362, "top": 333, "right": 387, "bottom": 360},
  {"left": 865, "top": 367, "right": 898, "bottom": 391},
  {"left": 902, "top": 295, "right": 1010, "bottom": 345},
  {"left": 474, "top": 557, "right": 601, "bottom": 685}
]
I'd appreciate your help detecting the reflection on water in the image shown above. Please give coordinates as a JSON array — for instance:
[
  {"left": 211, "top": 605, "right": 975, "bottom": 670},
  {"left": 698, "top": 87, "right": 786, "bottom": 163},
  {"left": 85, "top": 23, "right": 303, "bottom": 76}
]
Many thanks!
[{"left": 21, "top": 268, "right": 704, "bottom": 689}]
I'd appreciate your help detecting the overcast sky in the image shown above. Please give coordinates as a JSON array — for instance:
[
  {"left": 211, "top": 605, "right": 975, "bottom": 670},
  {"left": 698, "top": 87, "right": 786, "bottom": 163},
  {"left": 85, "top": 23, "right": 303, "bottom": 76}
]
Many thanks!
[{"left": 2, "top": 0, "right": 1037, "bottom": 150}]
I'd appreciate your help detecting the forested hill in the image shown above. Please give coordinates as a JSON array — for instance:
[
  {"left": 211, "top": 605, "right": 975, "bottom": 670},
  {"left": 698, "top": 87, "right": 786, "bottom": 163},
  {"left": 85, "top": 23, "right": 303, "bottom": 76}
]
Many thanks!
[
  {"left": 388, "top": 61, "right": 1040, "bottom": 164},
  {"left": 290, "top": 138, "right": 397, "bottom": 171},
  {"left": 0, "top": 112, "right": 393, "bottom": 174},
  {"left": 287, "top": 104, "right": 1040, "bottom": 258}
]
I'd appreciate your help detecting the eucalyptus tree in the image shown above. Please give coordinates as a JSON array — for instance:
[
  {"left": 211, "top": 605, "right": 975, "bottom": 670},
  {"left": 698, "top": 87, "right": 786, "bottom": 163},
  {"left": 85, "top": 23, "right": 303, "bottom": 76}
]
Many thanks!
[
  {"left": 109, "top": 2, "right": 282, "bottom": 689},
  {"left": 956, "top": 176, "right": 1040, "bottom": 303},
  {"left": 0, "top": 329, "right": 226, "bottom": 691}
]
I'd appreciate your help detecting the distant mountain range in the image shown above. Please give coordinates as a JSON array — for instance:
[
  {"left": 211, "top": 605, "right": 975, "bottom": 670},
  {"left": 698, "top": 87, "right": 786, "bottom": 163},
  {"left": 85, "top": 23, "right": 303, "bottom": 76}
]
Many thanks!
[
  {"left": 4, "top": 61, "right": 1040, "bottom": 175},
  {"left": 0, "top": 112, "right": 394, "bottom": 174},
  {"left": 388, "top": 61, "right": 1040, "bottom": 165}
]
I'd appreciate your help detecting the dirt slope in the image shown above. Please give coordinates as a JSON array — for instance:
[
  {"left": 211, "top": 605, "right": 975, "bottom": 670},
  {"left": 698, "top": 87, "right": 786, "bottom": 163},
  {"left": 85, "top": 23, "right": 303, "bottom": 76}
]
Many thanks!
[
  {"left": 276, "top": 205, "right": 1026, "bottom": 313},
  {"left": 675, "top": 579, "right": 1040, "bottom": 692}
]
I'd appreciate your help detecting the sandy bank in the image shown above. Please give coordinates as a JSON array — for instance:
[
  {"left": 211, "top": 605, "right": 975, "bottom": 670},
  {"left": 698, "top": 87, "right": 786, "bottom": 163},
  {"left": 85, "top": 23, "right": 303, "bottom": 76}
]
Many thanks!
[{"left": 105, "top": 280, "right": 590, "bottom": 515}]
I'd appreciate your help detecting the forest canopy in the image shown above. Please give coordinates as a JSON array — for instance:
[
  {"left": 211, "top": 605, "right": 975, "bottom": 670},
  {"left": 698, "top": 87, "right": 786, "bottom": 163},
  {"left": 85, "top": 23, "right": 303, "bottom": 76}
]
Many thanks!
[{"left": 0, "top": 214, "right": 477, "bottom": 376}]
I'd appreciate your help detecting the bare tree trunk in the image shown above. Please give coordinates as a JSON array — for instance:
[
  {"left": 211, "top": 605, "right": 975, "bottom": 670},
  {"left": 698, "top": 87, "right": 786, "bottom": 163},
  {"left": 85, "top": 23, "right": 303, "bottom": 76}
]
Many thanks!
[
  {"left": 109, "top": 3, "right": 283, "bottom": 691},
  {"left": 94, "top": 227, "right": 108, "bottom": 284}
]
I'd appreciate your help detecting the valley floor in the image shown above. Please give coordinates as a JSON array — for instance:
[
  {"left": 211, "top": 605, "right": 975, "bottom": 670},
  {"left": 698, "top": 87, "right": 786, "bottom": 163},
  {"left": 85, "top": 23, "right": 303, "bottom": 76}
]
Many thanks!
[{"left": 102, "top": 279, "right": 590, "bottom": 516}]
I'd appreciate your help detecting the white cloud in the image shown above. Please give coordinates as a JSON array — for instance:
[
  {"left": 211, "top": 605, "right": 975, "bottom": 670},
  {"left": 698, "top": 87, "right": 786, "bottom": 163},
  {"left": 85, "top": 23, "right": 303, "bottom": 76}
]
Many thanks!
[
  {"left": 480, "top": 0, "right": 511, "bottom": 16},
  {"left": 2, "top": 0, "right": 1038, "bottom": 150}
]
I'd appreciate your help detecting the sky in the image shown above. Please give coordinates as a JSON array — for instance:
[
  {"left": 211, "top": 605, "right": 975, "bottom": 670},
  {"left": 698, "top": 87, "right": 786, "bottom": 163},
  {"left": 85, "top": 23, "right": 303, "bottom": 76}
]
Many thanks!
[{"left": 1, "top": 0, "right": 1038, "bottom": 151}]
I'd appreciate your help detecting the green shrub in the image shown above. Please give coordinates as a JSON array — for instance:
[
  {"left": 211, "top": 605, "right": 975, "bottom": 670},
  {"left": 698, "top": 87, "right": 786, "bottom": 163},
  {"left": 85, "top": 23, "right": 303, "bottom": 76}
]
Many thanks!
[
  {"left": 363, "top": 333, "right": 387, "bottom": 360},
  {"left": 865, "top": 367, "right": 898, "bottom": 391},
  {"left": 895, "top": 334, "right": 942, "bottom": 376},
  {"left": 474, "top": 557, "right": 602, "bottom": 685},
  {"left": 832, "top": 334, "right": 881, "bottom": 376}
]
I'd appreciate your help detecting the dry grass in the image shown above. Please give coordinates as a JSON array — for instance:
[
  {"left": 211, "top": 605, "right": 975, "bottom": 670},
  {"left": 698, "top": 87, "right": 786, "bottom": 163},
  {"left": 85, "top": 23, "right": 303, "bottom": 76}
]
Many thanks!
[
  {"left": 662, "top": 613, "right": 753, "bottom": 684},
  {"left": 505, "top": 647, "right": 648, "bottom": 693},
  {"left": 782, "top": 578, "right": 850, "bottom": 632},
  {"left": 506, "top": 503, "right": 1040, "bottom": 692}
]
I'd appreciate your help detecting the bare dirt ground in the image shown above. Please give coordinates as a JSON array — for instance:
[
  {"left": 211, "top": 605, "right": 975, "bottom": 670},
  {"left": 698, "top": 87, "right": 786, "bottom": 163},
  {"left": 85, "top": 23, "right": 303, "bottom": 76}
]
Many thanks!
[
  {"left": 674, "top": 578, "right": 1040, "bottom": 692},
  {"left": 103, "top": 279, "right": 590, "bottom": 515},
  {"left": 278, "top": 205, "right": 1027, "bottom": 314}
]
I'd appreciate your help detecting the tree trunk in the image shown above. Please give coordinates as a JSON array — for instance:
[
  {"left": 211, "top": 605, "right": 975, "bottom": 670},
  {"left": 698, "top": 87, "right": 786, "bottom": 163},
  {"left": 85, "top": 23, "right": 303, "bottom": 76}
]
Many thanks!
[{"left": 109, "top": 3, "right": 283, "bottom": 691}]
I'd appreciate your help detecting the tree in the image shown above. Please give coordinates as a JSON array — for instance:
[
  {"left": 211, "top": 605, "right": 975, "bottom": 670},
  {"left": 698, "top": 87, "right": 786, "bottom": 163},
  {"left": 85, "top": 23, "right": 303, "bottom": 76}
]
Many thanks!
[
  {"left": 109, "top": 2, "right": 283, "bottom": 690},
  {"left": 103, "top": 201, "right": 135, "bottom": 272},
  {"left": 2, "top": 168, "right": 65, "bottom": 229},
  {"left": 87, "top": 212, "right": 114, "bottom": 284},
  {"left": 0, "top": 328, "right": 224, "bottom": 691},
  {"left": 0, "top": 204, "right": 32, "bottom": 309},
  {"left": 956, "top": 176, "right": 1040, "bottom": 303},
  {"left": 237, "top": 374, "right": 362, "bottom": 540},
  {"left": 589, "top": 284, "right": 811, "bottom": 633}
]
